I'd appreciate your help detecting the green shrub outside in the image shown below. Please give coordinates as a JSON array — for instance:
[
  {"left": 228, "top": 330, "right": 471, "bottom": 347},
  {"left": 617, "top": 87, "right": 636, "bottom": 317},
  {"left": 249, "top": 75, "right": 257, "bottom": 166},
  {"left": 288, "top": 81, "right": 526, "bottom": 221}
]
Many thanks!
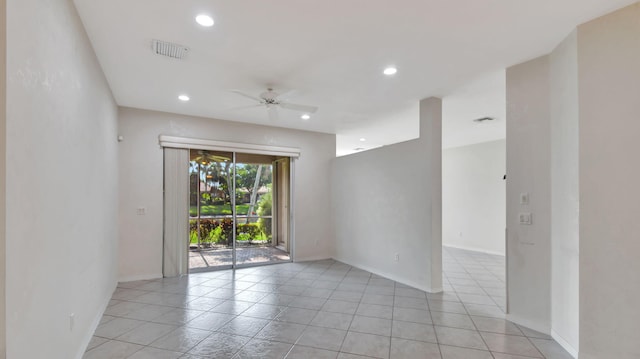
[
  {"left": 189, "top": 219, "right": 268, "bottom": 245},
  {"left": 189, "top": 204, "right": 249, "bottom": 216}
]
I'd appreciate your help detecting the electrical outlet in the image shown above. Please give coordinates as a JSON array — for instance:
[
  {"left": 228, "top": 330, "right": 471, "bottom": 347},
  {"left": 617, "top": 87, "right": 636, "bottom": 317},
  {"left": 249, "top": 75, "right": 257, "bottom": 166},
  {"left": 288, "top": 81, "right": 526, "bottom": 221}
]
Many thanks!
[
  {"left": 519, "top": 212, "right": 532, "bottom": 225},
  {"left": 137, "top": 207, "right": 146, "bottom": 215},
  {"left": 394, "top": 253, "right": 399, "bottom": 262}
]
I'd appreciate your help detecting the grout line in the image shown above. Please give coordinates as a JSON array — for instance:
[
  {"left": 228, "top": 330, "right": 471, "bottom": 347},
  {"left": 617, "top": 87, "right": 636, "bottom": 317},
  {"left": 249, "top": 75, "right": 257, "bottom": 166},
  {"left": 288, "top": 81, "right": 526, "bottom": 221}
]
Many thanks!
[
  {"left": 443, "top": 247, "right": 497, "bottom": 357},
  {"left": 90, "top": 254, "right": 555, "bottom": 359},
  {"left": 387, "top": 280, "right": 396, "bottom": 359}
]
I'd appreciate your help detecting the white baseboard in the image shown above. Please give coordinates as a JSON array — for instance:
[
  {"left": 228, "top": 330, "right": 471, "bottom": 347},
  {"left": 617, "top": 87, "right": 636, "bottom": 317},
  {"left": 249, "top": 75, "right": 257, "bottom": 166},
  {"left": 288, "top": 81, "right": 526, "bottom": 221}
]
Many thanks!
[
  {"left": 506, "top": 313, "right": 550, "bottom": 335},
  {"left": 118, "top": 273, "right": 163, "bottom": 282},
  {"left": 75, "top": 280, "right": 118, "bottom": 359},
  {"left": 443, "top": 243, "right": 505, "bottom": 257},
  {"left": 551, "top": 329, "right": 579, "bottom": 358},
  {"left": 332, "top": 256, "right": 442, "bottom": 293},
  {"left": 294, "top": 255, "right": 332, "bottom": 262}
]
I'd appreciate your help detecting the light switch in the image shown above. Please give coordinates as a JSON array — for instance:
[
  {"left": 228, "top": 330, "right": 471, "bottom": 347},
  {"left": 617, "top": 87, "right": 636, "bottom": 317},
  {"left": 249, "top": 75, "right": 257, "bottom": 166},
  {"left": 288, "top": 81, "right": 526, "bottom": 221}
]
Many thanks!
[
  {"left": 520, "top": 192, "right": 529, "bottom": 205},
  {"left": 519, "top": 212, "right": 532, "bottom": 225}
]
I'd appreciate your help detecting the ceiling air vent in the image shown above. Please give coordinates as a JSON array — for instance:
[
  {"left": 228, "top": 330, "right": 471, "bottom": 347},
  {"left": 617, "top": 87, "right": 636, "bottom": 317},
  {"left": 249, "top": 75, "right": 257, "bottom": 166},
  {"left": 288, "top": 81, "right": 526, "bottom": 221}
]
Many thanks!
[
  {"left": 152, "top": 39, "right": 189, "bottom": 60},
  {"left": 473, "top": 117, "right": 495, "bottom": 123}
]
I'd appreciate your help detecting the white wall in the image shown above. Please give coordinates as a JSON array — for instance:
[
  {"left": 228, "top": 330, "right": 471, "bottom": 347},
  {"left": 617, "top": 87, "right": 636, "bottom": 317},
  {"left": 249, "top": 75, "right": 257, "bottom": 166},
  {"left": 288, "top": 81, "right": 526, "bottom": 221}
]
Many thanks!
[
  {"left": 332, "top": 98, "right": 442, "bottom": 292},
  {"left": 443, "top": 139, "right": 505, "bottom": 255},
  {"left": 5, "top": 0, "right": 119, "bottom": 358},
  {"left": 118, "top": 107, "right": 335, "bottom": 280},
  {"left": 505, "top": 56, "right": 552, "bottom": 333},
  {"left": 578, "top": 3, "right": 640, "bottom": 358},
  {"left": 549, "top": 30, "right": 580, "bottom": 356},
  {"left": 0, "top": 0, "right": 5, "bottom": 354}
]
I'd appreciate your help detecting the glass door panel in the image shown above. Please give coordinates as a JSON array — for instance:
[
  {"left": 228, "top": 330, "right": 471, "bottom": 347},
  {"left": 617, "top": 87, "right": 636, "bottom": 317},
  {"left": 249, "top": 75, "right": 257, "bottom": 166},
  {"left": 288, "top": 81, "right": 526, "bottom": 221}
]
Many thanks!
[
  {"left": 189, "top": 150, "right": 234, "bottom": 271},
  {"left": 234, "top": 154, "right": 289, "bottom": 266}
]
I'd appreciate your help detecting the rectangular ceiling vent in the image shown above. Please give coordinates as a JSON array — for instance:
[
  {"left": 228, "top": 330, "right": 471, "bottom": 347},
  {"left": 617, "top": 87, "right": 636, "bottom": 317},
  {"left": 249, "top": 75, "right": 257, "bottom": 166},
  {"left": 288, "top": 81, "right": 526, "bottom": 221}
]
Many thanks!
[{"left": 152, "top": 39, "right": 189, "bottom": 60}]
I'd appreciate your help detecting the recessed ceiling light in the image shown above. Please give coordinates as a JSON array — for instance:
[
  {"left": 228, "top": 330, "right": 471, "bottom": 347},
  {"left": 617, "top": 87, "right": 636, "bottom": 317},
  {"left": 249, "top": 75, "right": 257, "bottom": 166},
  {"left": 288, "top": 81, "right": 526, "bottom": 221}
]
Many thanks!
[
  {"left": 359, "top": 138, "right": 366, "bottom": 142},
  {"left": 301, "top": 114, "right": 311, "bottom": 120},
  {"left": 383, "top": 67, "right": 397, "bottom": 76},
  {"left": 178, "top": 95, "right": 190, "bottom": 102},
  {"left": 195, "top": 14, "right": 214, "bottom": 27}
]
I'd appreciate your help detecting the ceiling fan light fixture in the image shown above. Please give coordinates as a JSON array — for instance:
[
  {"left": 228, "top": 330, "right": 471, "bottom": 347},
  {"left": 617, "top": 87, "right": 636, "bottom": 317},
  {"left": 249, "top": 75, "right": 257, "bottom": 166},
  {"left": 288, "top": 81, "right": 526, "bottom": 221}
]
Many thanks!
[
  {"left": 473, "top": 117, "right": 495, "bottom": 123},
  {"left": 383, "top": 67, "right": 397, "bottom": 75},
  {"left": 301, "top": 114, "right": 311, "bottom": 120},
  {"left": 195, "top": 14, "right": 214, "bottom": 27}
]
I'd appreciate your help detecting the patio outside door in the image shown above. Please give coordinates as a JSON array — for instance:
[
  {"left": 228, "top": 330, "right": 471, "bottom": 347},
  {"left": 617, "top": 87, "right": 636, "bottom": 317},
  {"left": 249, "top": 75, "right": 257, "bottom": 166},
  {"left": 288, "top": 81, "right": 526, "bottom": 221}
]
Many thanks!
[{"left": 188, "top": 149, "right": 291, "bottom": 271}]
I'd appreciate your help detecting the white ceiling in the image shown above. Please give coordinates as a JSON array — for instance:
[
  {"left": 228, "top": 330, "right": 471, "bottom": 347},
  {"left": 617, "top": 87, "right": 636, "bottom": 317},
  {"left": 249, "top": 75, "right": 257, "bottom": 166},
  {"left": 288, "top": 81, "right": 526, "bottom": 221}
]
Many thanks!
[
  {"left": 442, "top": 70, "right": 506, "bottom": 149},
  {"left": 73, "top": 0, "right": 635, "bottom": 155}
]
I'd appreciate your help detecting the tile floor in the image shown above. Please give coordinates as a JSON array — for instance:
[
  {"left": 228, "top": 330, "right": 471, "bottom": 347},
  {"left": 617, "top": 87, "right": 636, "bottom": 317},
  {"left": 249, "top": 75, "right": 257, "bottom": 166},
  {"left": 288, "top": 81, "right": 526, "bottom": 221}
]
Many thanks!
[{"left": 84, "top": 247, "right": 572, "bottom": 358}]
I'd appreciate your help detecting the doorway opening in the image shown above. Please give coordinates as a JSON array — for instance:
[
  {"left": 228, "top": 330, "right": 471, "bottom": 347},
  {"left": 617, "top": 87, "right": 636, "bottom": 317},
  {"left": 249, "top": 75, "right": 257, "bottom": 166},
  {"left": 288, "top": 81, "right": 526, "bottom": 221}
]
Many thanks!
[
  {"left": 441, "top": 70, "right": 507, "bottom": 313},
  {"left": 188, "top": 149, "right": 291, "bottom": 271}
]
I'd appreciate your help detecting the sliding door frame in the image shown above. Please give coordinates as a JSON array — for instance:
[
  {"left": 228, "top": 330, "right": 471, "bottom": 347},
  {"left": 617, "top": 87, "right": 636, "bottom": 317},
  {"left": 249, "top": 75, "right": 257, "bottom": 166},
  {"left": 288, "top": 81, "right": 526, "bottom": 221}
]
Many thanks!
[
  {"left": 232, "top": 152, "right": 238, "bottom": 268},
  {"left": 289, "top": 157, "right": 296, "bottom": 262},
  {"left": 160, "top": 135, "right": 299, "bottom": 272}
]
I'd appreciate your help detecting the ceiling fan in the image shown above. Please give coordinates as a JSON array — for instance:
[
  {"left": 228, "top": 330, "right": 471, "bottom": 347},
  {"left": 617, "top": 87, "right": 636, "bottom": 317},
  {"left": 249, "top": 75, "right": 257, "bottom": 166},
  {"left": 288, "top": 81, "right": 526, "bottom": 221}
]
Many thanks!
[{"left": 230, "top": 88, "right": 318, "bottom": 121}]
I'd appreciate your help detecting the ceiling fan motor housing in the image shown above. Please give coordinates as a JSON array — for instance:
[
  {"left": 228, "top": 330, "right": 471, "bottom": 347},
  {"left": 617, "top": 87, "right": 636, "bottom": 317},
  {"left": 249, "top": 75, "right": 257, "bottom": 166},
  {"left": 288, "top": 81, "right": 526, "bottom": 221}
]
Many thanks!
[{"left": 261, "top": 88, "right": 279, "bottom": 103}]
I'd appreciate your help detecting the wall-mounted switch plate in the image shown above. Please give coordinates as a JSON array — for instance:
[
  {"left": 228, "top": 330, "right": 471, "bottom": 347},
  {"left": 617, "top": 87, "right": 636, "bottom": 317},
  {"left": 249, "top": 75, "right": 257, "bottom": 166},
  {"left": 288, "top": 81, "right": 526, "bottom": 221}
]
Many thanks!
[
  {"left": 520, "top": 192, "right": 529, "bottom": 205},
  {"left": 519, "top": 212, "right": 532, "bottom": 225}
]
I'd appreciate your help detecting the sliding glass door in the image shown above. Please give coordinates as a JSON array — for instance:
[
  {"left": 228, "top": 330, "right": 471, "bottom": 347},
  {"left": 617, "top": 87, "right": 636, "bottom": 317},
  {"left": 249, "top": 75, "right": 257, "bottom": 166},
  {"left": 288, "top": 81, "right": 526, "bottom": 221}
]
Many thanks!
[
  {"left": 188, "top": 149, "right": 291, "bottom": 271},
  {"left": 188, "top": 150, "right": 234, "bottom": 269}
]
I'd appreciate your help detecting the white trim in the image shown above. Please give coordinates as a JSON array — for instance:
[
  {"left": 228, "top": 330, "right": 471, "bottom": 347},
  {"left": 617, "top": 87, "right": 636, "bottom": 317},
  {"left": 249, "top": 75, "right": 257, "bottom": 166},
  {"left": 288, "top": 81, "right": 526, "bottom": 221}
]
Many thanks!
[
  {"left": 505, "top": 227, "right": 509, "bottom": 314},
  {"left": 289, "top": 158, "right": 296, "bottom": 261},
  {"left": 506, "top": 313, "right": 551, "bottom": 335},
  {"left": 159, "top": 135, "right": 301, "bottom": 158},
  {"left": 118, "top": 273, "right": 163, "bottom": 282},
  {"left": 295, "top": 255, "right": 333, "bottom": 263},
  {"left": 443, "top": 243, "right": 505, "bottom": 257},
  {"left": 332, "top": 256, "right": 442, "bottom": 293},
  {"left": 76, "top": 280, "right": 117, "bottom": 359},
  {"left": 232, "top": 152, "right": 237, "bottom": 266},
  {"left": 551, "top": 329, "right": 579, "bottom": 358}
]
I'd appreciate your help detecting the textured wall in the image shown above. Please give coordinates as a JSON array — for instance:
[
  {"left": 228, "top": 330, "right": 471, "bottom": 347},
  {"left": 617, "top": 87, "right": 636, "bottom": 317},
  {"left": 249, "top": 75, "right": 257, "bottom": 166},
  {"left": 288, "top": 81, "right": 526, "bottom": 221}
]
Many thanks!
[
  {"left": 333, "top": 98, "right": 442, "bottom": 292},
  {"left": 443, "top": 139, "right": 506, "bottom": 255},
  {"left": 549, "top": 30, "right": 580, "bottom": 356},
  {"left": 505, "top": 56, "right": 552, "bottom": 333},
  {"left": 6, "top": 0, "right": 119, "bottom": 357},
  {"left": 578, "top": 3, "right": 640, "bottom": 358},
  {"left": 117, "top": 107, "right": 336, "bottom": 280}
]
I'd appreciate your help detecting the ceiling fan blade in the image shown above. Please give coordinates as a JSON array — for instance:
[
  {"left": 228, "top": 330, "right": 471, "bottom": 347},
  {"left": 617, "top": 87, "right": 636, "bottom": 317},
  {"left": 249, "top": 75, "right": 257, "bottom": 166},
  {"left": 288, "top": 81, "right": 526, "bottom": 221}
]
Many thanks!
[
  {"left": 279, "top": 102, "right": 318, "bottom": 114},
  {"left": 268, "top": 106, "right": 279, "bottom": 121},
  {"left": 230, "top": 89, "right": 263, "bottom": 103},
  {"left": 275, "top": 89, "right": 298, "bottom": 101}
]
